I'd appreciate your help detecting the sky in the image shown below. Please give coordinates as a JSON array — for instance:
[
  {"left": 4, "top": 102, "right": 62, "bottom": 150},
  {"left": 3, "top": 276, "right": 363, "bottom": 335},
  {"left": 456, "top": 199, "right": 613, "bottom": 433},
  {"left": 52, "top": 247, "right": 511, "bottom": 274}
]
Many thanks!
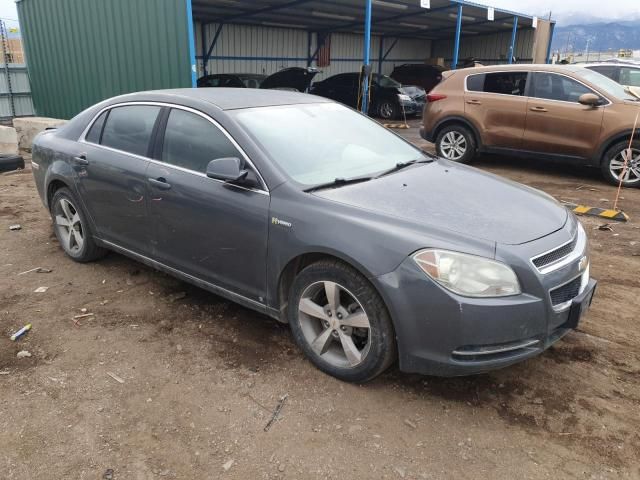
[{"left": 0, "top": 0, "right": 638, "bottom": 28}]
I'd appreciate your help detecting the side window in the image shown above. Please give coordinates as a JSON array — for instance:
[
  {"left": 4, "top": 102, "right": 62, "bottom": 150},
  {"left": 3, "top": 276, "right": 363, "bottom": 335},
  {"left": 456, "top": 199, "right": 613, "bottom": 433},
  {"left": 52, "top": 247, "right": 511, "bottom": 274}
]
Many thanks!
[
  {"left": 161, "top": 109, "right": 241, "bottom": 173},
  {"left": 483, "top": 72, "right": 528, "bottom": 96},
  {"left": 530, "top": 72, "right": 593, "bottom": 103},
  {"left": 85, "top": 110, "right": 108, "bottom": 144},
  {"left": 101, "top": 105, "right": 161, "bottom": 157},
  {"left": 620, "top": 67, "right": 640, "bottom": 87},
  {"left": 466, "top": 74, "right": 485, "bottom": 92}
]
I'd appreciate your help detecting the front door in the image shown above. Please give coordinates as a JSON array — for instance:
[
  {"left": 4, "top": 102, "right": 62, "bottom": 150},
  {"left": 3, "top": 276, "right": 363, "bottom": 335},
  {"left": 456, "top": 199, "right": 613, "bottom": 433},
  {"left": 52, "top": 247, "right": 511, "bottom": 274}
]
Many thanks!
[
  {"left": 75, "top": 104, "right": 161, "bottom": 254},
  {"left": 522, "top": 72, "right": 604, "bottom": 158},
  {"left": 464, "top": 71, "right": 529, "bottom": 149},
  {"left": 146, "top": 107, "right": 270, "bottom": 302}
]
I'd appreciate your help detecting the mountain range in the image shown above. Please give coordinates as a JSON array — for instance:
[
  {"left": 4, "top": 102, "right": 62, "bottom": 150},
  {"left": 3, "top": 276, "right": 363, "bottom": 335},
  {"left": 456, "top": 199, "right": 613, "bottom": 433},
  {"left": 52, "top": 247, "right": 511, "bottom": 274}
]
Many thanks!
[{"left": 551, "top": 21, "right": 640, "bottom": 54}]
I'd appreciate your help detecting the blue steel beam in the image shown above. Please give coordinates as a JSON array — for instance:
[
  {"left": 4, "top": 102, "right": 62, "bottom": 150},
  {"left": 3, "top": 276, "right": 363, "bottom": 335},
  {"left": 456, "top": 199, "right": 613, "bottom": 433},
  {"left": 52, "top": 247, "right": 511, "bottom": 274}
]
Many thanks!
[
  {"left": 203, "top": 23, "right": 224, "bottom": 72},
  {"left": 186, "top": 0, "right": 197, "bottom": 87},
  {"left": 452, "top": 3, "right": 463, "bottom": 70},
  {"left": 361, "top": 0, "right": 372, "bottom": 115},
  {"left": 545, "top": 22, "right": 556, "bottom": 63},
  {"left": 508, "top": 16, "right": 518, "bottom": 63}
]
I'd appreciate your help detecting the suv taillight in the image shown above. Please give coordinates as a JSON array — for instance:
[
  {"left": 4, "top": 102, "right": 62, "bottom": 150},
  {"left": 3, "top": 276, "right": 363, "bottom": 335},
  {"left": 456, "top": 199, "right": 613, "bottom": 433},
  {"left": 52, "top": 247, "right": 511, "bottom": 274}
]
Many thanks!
[{"left": 427, "top": 93, "right": 447, "bottom": 102}]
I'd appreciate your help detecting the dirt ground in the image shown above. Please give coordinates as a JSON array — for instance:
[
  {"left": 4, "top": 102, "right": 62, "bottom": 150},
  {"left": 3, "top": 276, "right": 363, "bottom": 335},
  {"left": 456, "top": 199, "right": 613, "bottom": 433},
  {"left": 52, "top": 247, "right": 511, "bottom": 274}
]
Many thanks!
[{"left": 1, "top": 125, "right": 640, "bottom": 479}]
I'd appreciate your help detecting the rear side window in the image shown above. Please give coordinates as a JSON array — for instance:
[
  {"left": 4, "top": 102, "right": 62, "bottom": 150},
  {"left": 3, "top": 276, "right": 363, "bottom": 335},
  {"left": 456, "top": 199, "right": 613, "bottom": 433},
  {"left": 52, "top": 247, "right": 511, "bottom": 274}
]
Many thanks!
[
  {"left": 85, "top": 110, "right": 108, "bottom": 144},
  {"left": 466, "top": 74, "right": 485, "bottom": 92},
  {"left": 530, "top": 72, "right": 594, "bottom": 103},
  {"left": 466, "top": 72, "right": 527, "bottom": 95},
  {"left": 161, "top": 109, "right": 240, "bottom": 173},
  {"left": 101, "top": 105, "right": 161, "bottom": 157}
]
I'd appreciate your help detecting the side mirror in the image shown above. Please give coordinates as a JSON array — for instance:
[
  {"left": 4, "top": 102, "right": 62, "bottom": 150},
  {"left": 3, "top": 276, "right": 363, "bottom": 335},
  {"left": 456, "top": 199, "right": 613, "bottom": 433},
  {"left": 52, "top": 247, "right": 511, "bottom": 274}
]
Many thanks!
[
  {"left": 206, "top": 157, "right": 248, "bottom": 184},
  {"left": 578, "top": 93, "right": 601, "bottom": 107}
]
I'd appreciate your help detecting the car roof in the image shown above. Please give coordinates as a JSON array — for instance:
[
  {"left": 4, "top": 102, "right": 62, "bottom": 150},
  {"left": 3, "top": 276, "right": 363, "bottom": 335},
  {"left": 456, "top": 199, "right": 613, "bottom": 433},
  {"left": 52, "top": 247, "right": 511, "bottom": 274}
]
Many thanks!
[
  {"left": 575, "top": 63, "right": 640, "bottom": 69},
  {"left": 110, "top": 88, "right": 331, "bottom": 111},
  {"left": 453, "top": 64, "right": 588, "bottom": 75}
]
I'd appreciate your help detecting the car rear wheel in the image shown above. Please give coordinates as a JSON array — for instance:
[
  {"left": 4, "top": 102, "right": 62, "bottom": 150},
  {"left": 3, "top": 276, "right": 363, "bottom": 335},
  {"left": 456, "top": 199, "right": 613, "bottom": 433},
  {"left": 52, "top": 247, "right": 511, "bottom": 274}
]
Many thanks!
[
  {"left": 435, "top": 125, "right": 476, "bottom": 164},
  {"left": 601, "top": 140, "right": 640, "bottom": 188},
  {"left": 288, "top": 261, "right": 396, "bottom": 383},
  {"left": 377, "top": 101, "right": 399, "bottom": 120},
  {"left": 51, "top": 187, "right": 106, "bottom": 262}
]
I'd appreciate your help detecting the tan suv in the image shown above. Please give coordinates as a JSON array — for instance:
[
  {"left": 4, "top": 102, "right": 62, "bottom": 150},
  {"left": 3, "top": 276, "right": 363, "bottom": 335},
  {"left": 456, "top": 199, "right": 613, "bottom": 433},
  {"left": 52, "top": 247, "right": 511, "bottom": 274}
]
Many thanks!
[{"left": 421, "top": 64, "right": 640, "bottom": 187}]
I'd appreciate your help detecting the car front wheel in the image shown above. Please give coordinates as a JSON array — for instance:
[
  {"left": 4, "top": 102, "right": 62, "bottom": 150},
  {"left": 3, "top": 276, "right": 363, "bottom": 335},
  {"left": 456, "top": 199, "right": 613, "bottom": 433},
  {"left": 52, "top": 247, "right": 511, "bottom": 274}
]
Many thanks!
[
  {"left": 435, "top": 124, "right": 476, "bottom": 163},
  {"left": 288, "top": 261, "right": 396, "bottom": 383},
  {"left": 377, "top": 100, "right": 399, "bottom": 120},
  {"left": 601, "top": 140, "right": 640, "bottom": 188}
]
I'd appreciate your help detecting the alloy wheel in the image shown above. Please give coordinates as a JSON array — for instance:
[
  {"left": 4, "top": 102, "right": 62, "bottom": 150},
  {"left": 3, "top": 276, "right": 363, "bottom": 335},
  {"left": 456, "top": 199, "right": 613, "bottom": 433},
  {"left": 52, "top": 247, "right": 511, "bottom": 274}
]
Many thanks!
[
  {"left": 440, "top": 131, "right": 467, "bottom": 161},
  {"left": 54, "top": 198, "right": 84, "bottom": 255},
  {"left": 379, "top": 102, "right": 394, "bottom": 119},
  {"left": 610, "top": 147, "right": 640, "bottom": 184},
  {"left": 297, "top": 281, "right": 371, "bottom": 368}
]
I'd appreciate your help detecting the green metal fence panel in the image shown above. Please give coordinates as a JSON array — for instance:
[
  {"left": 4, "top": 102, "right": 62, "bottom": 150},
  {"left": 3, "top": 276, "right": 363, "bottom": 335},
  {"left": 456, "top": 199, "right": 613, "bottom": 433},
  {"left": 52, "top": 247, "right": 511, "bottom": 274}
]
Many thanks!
[{"left": 17, "top": 0, "right": 193, "bottom": 119}]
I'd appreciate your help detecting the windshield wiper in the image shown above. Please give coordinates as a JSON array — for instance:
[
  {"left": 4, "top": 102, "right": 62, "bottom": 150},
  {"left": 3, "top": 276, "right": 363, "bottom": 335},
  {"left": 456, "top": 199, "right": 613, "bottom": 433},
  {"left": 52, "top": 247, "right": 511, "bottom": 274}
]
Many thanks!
[
  {"left": 373, "top": 157, "right": 434, "bottom": 179},
  {"left": 304, "top": 176, "right": 373, "bottom": 193}
]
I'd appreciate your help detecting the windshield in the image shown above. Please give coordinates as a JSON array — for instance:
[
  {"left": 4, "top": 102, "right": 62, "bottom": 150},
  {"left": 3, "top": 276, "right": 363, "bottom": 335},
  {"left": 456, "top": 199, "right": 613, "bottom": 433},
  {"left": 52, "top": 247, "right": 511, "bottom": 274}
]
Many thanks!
[
  {"left": 578, "top": 68, "right": 638, "bottom": 101},
  {"left": 232, "top": 103, "right": 426, "bottom": 186},
  {"left": 374, "top": 74, "right": 402, "bottom": 88}
]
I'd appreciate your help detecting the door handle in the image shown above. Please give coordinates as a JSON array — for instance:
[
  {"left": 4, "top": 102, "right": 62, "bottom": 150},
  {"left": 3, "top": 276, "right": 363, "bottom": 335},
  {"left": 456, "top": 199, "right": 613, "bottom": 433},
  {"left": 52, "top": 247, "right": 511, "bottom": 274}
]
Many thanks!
[
  {"left": 466, "top": 99, "right": 482, "bottom": 105},
  {"left": 148, "top": 177, "right": 172, "bottom": 190},
  {"left": 72, "top": 154, "right": 89, "bottom": 166},
  {"left": 529, "top": 106, "right": 548, "bottom": 112}
]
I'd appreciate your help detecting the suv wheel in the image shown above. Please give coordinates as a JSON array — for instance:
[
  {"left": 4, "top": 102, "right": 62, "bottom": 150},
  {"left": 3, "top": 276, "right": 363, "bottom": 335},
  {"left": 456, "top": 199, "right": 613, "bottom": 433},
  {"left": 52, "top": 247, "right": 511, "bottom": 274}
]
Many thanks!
[
  {"left": 288, "top": 261, "right": 396, "bottom": 383},
  {"left": 601, "top": 140, "right": 640, "bottom": 187},
  {"left": 51, "top": 187, "right": 107, "bottom": 262},
  {"left": 377, "top": 101, "right": 399, "bottom": 120},
  {"left": 436, "top": 125, "right": 476, "bottom": 163}
]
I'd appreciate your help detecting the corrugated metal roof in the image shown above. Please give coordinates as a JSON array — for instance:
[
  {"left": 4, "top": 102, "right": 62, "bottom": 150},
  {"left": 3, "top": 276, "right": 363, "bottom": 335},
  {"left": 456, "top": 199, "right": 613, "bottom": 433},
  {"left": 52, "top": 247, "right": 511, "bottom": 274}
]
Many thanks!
[{"left": 17, "top": 0, "right": 193, "bottom": 119}]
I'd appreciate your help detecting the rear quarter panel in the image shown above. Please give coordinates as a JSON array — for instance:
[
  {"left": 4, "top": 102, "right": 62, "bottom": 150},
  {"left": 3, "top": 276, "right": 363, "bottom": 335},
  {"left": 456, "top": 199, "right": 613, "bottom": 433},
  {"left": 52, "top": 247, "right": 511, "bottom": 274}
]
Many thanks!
[{"left": 423, "top": 72, "right": 466, "bottom": 136}]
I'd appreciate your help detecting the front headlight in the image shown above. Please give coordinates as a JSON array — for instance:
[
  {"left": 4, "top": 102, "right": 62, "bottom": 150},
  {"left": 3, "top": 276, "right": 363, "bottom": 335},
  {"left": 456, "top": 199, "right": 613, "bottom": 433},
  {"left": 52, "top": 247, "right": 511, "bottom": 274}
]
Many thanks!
[
  {"left": 397, "top": 93, "right": 412, "bottom": 103},
  {"left": 413, "top": 249, "right": 521, "bottom": 297}
]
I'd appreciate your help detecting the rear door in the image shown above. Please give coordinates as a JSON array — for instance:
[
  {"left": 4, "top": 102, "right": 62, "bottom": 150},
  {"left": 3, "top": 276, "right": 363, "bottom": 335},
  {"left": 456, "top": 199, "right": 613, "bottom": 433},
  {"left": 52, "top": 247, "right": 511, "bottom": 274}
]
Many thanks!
[
  {"left": 77, "top": 104, "right": 161, "bottom": 254},
  {"left": 522, "top": 72, "right": 605, "bottom": 158},
  {"left": 146, "top": 107, "right": 270, "bottom": 302},
  {"left": 464, "top": 71, "right": 528, "bottom": 149}
]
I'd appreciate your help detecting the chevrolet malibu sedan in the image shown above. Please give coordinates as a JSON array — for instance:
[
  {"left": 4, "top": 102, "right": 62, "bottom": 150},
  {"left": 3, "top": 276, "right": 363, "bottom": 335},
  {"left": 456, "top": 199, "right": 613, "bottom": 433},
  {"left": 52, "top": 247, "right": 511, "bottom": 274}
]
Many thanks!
[{"left": 31, "top": 89, "right": 596, "bottom": 382}]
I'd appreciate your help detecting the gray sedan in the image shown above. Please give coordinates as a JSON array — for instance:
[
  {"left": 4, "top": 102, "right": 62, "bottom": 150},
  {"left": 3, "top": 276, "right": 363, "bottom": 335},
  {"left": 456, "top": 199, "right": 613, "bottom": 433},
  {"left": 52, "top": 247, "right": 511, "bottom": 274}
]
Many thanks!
[{"left": 31, "top": 89, "right": 596, "bottom": 382}]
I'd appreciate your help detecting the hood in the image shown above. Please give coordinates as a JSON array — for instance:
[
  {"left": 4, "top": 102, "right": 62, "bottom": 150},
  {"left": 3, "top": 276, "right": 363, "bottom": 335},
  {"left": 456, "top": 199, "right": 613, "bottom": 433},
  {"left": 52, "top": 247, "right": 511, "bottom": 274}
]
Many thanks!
[
  {"left": 313, "top": 160, "right": 567, "bottom": 246},
  {"left": 260, "top": 67, "right": 320, "bottom": 92}
]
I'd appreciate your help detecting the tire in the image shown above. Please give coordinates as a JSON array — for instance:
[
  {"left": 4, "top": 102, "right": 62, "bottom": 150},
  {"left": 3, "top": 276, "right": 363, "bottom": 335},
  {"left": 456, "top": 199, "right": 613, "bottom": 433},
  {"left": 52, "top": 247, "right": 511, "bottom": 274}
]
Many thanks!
[
  {"left": 50, "top": 187, "right": 106, "bottom": 262},
  {"left": 435, "top": 124, "right": 476, "bottom": 164},
  {"left": 377, "top": 100, "right": 399, "bottom": 120},
  {"left": 288, "top": 260, "right": 396, "bottom": 383},
  {"left": 600, "top": 139, "right": 640, "bottom": 188}
]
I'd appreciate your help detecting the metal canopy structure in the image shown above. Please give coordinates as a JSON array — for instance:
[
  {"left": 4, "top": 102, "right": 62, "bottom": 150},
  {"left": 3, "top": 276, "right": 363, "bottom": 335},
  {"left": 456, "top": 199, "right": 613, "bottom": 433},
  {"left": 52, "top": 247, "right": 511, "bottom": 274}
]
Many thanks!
[
  {"left": 190, "top": 0, "right": 549, "bottom": 113},
  {"left": 191, "top": 0, "right": 533, "bottom": 40}
]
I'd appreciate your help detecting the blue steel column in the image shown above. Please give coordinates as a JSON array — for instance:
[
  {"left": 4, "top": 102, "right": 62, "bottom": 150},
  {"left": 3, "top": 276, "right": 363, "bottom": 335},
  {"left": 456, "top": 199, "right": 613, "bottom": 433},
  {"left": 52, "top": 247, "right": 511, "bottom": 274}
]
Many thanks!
[
  {"left": 545, "top": 22, "right": 556, "bottom": 63},
  {"left": 361, "top": 0, "right": 372, "bottom": 114},
  {"left": 508, "top": 16, "right": 518, "bottom": 64},
  {"left": 186, "top": 0, "right": 198, "bottom": 87},
  {"left": 452, "top": 3, "right": 463, "bottom": 70}
]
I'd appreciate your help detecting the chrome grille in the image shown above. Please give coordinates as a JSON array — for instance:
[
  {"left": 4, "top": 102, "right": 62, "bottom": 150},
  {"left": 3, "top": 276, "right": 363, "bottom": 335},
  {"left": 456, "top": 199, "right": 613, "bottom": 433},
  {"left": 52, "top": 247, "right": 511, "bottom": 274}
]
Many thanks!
[
  {"left": 550, "top": 276, "right": 582, "bottom": 307},
  {"left": 532, "top": 237, "right": 577, "bottom": 270}
]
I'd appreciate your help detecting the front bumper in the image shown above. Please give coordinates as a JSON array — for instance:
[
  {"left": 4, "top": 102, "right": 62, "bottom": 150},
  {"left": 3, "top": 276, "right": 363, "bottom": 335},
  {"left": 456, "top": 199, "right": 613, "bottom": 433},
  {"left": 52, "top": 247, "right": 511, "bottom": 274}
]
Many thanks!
[
  {"left": 372, "top": 224, "right": 595, "bottom": 377},
  {"left": 400, "top": 100, "right": 425, "bottom": 116}
]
